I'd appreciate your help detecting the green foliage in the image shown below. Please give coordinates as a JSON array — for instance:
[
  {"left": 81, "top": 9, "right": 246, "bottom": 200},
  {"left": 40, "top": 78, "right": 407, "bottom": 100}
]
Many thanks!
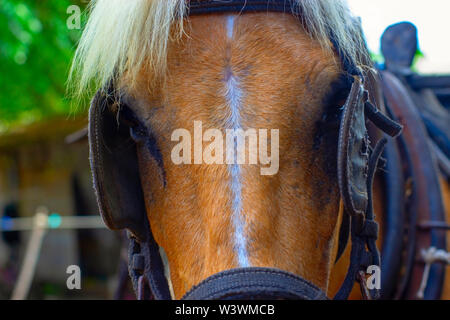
[
  {"left": 411, "top": 49, "right": 425, "bottom": 73},
  {"left": 370, "top": 51, "right": 385, "bottom": 66},
  {"left": 0, "top": 2, "right": 429, "bottom": 133},
  {"left": 370, "top": 49, "right": 424, "bottom": 71},
  {"left": 0, "top": 0, "right": 86, "bottom": 132}
]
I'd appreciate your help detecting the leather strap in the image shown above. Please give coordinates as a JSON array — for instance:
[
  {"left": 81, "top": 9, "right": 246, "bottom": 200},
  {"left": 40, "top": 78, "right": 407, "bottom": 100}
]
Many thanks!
[
  {"left": 334, "top": 139, "right": 386, "bottom": 300},
  {"left": 182, "top": 268, "right": 329, "bottom": 300},
  {"left": 381, "top": 71, "right": 447, "bottom": 300},
  {"left": 336, "top": 210, "right": 350, "bottom": 263},
  {"left": 128, "top": 231, "right": 172, "bottom": 300},
  {"left": 337, "top": 78, "right": 371, "bottom": 230},
  {"left": 189, "top": 0, "right": 295, "bottom": 14},
  {"left": 379, "top": 132, "right": 406, "bottom": 299}
]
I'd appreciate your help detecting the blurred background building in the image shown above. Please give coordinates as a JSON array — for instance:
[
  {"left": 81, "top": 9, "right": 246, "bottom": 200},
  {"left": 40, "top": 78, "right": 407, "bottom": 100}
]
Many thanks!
[{"left": 0, "top": 1, "right": 121, "bottom": 299}]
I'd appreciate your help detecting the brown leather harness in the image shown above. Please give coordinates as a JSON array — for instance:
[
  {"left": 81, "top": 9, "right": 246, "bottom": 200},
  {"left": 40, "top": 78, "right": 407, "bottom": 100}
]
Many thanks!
[
  {"left": 376, "top": 22, "right": 450, "bottom": 300},
  {"left": 87, "top": 1, "right": 448, "bottom": 300}
]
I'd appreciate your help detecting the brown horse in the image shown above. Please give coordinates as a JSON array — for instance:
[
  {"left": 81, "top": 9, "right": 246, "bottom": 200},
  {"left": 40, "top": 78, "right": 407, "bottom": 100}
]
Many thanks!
[{"left": 70, "top": 0, "right": 450, "bottom": 300}]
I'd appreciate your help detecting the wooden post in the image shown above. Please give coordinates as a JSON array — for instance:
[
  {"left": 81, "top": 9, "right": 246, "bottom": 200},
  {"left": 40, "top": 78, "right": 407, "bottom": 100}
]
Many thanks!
[{"left": 10, "top": 207, "right": 49, "bottom": 300}]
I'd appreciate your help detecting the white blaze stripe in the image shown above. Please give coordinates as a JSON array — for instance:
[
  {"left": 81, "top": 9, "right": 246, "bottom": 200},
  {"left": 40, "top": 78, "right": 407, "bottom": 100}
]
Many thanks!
[
  {"left": 226, "top": 15, "right": 235, "bottom": 39},
  {"left": 225, "top": 15, "right": 250, "bottom": 268}
]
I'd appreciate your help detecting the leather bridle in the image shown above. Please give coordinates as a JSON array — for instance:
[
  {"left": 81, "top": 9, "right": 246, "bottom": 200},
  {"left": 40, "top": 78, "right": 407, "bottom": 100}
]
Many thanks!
[{"left": 88, "top": 0, "right": 403, "bottom": 300}]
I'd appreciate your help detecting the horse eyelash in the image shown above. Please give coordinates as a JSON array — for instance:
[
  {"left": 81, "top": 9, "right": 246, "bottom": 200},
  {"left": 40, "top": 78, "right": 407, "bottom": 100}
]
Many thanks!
[
  {"left": 313, "top": 75, "right": 352, "bottom": 150},
  {"left": 323, "top": 74, "right": 353, "bottom": 110}
]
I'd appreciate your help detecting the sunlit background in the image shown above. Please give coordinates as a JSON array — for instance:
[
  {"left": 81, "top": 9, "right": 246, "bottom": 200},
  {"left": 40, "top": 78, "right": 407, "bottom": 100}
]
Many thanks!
[{"left": 348, "top": 0, "right": 450, "bottom": 74}]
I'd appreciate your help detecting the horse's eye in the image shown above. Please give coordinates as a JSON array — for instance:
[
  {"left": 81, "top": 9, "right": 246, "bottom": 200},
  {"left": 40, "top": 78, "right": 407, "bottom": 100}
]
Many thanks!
[
  {"left": 130, "top": 125, "right": 148, "bottom": 142},
  {"left": 118, "top": 104, "right": 148, "bottom": 142},
  {"left": 325, "top": 74, "right": 353, "bottom": 109},
  {"left": 320, "top": 74, "right": 353, "bottom": 123},
  {"left": 314, "top": 75, "right": 352, "bottom": 149}
]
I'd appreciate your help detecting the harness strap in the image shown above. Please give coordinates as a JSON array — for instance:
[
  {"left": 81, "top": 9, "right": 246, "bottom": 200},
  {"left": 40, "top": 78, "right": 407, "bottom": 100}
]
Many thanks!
[
  {"left": 182, "top": 268, "right": 329, "bottom": 300},
  {"left": 334, "top": 138, "right": 386, "bottom": 300},
  {"left": 381, "top": 71, "right": 447, "bottom": 300},
  {"left": 128, "top": 231, "right": 172, "bottom": 300},
  {"left": 189, "top": 0, "right": 295, "bottom": 14},
  {"left": 365, "top": 101, "right": 403, "bottom": 138}
]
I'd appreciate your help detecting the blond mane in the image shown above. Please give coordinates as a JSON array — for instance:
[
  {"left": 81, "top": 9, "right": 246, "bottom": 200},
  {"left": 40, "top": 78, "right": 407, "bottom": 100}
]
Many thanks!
[{"left": 69, "top": 0, "right": 368, "bottom": 98}]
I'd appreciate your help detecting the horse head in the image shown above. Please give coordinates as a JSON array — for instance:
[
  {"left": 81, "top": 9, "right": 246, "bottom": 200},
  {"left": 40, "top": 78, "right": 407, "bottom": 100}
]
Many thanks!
[{"left": 72, "top": 0, "right": 401, "bottom": 300}]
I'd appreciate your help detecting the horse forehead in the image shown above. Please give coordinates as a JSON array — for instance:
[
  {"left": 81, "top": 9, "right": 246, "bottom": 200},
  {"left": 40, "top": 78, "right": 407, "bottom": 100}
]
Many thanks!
[
  {"left": 125, "top": 14, "right": 338, "bottom": 110},
  {"left": 159, "top": 15, "right": 339, "bottom": 108},
  {"left": 190, "top": 14, "right": 334, "bottom": 67}
]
